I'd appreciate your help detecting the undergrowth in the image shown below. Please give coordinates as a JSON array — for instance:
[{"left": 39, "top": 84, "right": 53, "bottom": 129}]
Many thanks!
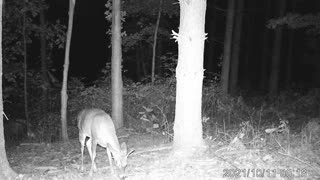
[{"left": 24, "top": 75, "right": 320, "bottom": 156}]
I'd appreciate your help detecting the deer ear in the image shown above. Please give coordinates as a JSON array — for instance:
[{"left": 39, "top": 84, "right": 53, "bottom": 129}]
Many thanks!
[
  {"left": 120, "top": 142, "right": 127, "bottom": 150},
  {"left": 120, "top": 142, "right": 128, "bottom": 154}
]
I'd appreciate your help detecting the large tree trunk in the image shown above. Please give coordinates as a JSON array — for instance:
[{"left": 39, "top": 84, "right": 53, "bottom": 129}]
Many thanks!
[
  {"left": 0, "top": 0, "right": 18, "bottom": 178},
  {"left": 221, "top": 0, "right": 235, "bottom": 94},
  {"left": 173, "top": 0, "right": 206, "bottom": 156},
  {"left": 151, "top": 0, "right": 163, "bottom": 84},
  {"left": 269, "top": 0, "right": 286, "bottom": 96},
  {"left": 61, "top": 0, "right": 76, "bottom": 142},
  {"left": 111, "top": 0, "right": 123, "bottom": 128},
  {"left": 229, "top": 0, "right": 244, "bottom": 95}
]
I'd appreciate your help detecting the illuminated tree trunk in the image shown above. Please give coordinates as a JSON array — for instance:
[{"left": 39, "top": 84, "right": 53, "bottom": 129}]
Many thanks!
[
  {"left": 173, "top": 0, "right": 206, "bottom": 155},
  {"left": 61, "top": 0, "right": 76, "bottom": 142},
  {"left": 0, "top": 0, "right": 18, "bottom": 178},
  {"left": 111, "top": 0, "right": 123, "bottom": 128}
]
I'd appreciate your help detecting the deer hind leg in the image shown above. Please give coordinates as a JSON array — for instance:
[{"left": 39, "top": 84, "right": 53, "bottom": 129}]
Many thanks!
[
  {"left": 79, "top": 134, "right": 86, "bottom": 172},
  {"left": 86, "top": 138, "right": 97, "bottom": 176}
]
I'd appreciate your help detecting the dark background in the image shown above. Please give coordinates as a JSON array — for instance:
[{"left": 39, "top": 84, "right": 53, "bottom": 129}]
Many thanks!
[{"left": 47, "top": 0, "right": 320, "bottom": 90}]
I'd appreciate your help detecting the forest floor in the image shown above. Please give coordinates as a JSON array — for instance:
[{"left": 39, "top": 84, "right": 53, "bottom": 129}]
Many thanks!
[{"left": 6, "top": 130, "right": 320, "bottom": 180}]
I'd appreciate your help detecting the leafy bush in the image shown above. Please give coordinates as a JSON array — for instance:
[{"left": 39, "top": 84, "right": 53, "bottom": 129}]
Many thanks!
[
  {"left": 67, "top": 76, "right": 176, "bottom": 134},
  {"left": 68, "top": 77, "right": 112, "bottom": 126},
  {"left": 124, "top": 77, "right": 175, "bottom": 131}
]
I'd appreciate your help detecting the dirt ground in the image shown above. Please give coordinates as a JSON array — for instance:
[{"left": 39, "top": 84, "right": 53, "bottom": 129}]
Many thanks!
[{"left": 6, "top": 131, "right": 320, "bottom": 180}]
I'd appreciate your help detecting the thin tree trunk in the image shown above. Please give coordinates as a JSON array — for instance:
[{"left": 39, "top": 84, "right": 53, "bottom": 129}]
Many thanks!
[
  {"left": 141, "top": 57, "right": 148, "bottom": 78},
  {"left": 141, "top": 44, "right": 148, "bottom": 77},
  {"left": 229, "top": 0, "right": 244, "bottom": 95},
  {"left": 61, "top": 0, "right": 75, "bottom": 142},
  {"left": 151, "top": 0, "right": 163, "bottom": 84},
  {"left": 112, "top": 0, "right": 123, "bottom": 128},
  {"left": 243, "top": 12, "right": 253, "bottom": 90},
  {"left": 286, "top": 29, "right": 294, "bottom": 88},
  {"left": 286, "top": 0, "right": 297, "bottom": 88},
  {"left": 23, "top": 1, "right": 29, "bottom": 132},
  {"left": 135, "top": 48, "right": 141, "bottom": 81},
  {"left": 205, "top": 1, "right": 217, "bottom": 74},
  {"left": 259, "top": 0, "right": 272, "bottom": 91},
  {"left": 0, "top": 0, "right": 18, "bottom": 178},
  {"left": 40, "top": 8, "right": 49, "bottom": 129},
  {"left": 269, "top": 0, "right": 286, "bottom": 96},
  {"left": 173, "top": 0, "right": 206, "bottom": 155},
  {"left": 221, "top": 0, "right": 235, "bottom": 94}
]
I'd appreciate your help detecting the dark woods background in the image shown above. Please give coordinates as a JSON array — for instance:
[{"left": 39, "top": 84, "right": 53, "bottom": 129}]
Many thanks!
[
  {"left": 205, "top": 0, "right": 320, "bottom": 91},
  {"left": 3, "top": 0, "right": 320, "bottom": 143},
  {"left": 36, "top": 0, "right": 320, "bottom": 88}
]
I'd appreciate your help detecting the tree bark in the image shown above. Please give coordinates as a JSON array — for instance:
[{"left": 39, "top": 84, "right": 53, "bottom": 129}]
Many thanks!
[
  {"left": 111, "top": 0, "right": 123, "bottom": 128},
  {"left": 61, "top": 0, "right": 76, "bottom": 142},
  {"left": 173, "top": 0, "right": 206, "bottom": 156},
  {"left": 269, "top": 0, "right": 286, "bottom": 96},
  {"left": 151, "top": 0, "right": 163, "bottom": 84},
  {"left": 0, "top": 0, "right": 18, "bottom": 178},
  {"left": 229, "top": 0, "right": 244, "bottom": 95},
  {"left": 221, "top": 0, "right": 235, "bottom": 94}
]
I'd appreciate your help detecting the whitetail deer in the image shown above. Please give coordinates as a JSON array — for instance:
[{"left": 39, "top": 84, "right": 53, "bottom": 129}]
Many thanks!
[{"left": 78, "top": 108, "right": 133, "bottom": 178}]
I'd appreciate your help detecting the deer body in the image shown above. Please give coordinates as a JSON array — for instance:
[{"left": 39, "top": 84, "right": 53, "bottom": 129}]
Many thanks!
[{"left": 78, "top": 108, "right": 129, "bottom": 178}]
